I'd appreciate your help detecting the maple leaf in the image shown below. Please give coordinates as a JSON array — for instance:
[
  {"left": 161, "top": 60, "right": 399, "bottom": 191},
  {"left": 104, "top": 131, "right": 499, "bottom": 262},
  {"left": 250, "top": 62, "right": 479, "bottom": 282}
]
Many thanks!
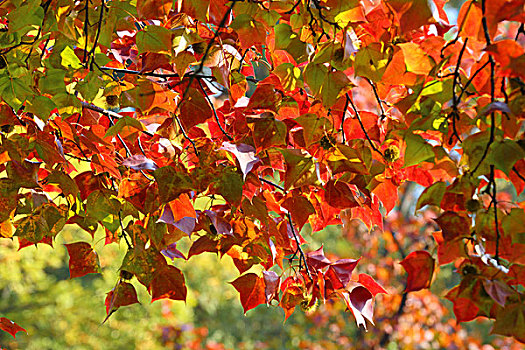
[
  {"left": 358, "top": 274, "right": 388, "bottom": 296},
  {"left": 341, "top": 286, "right": 375, "bottom": 330}
]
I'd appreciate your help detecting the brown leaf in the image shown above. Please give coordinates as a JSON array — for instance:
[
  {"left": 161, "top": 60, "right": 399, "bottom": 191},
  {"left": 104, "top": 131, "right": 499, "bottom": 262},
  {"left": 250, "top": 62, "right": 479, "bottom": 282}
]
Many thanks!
[{"left": 149, "top": 265, "right": 187, "bottom": 302}]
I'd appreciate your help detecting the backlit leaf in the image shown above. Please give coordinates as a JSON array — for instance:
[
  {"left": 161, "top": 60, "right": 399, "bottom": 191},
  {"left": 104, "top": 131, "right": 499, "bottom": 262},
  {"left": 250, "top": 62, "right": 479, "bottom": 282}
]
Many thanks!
[
  {"left": 400, "top": 251, "right": 434, "bottom": 292},
  {"left": 65, "top": 242, "right": 101, "bottom": 279},
  {"left": 231, "top": 273, "right": 266, "bottom": 314}
]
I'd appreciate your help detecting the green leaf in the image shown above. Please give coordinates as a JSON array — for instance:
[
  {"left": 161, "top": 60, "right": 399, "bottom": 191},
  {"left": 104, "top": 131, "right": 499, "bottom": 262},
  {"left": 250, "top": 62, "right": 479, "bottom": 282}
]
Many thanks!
[
  {"left": 60, "top": 46, "right": 83, "bottom": 69},
  {"left": 51, "top": 93, "right": 81, "bottom": 116},
  {"left": 213, "top": 169, "right": 243, "bottom": 205},
  {"left": 279, "top": 149, "right": 317, "bottom": 190},
  {"left": 489, "top": 140, "right": 525, "bottom": 175},
  {"left": 502, "top": 208, "right": 525, "bottom": 245},
  {"left": 136, "top": 25, "right": 172, "bottom": 54},
  {"left": 274, "top": 23, "right": 308, "bottom": 62},
  {"left": 38, "top": 68, "right": 67, "bottom": 95},
  {"left": 404, "top": 133, "right": 435, "bottom": 168},
  {"left": 76, "top": 71, "right": 104, "bottom": 102},
  {"left": 416, "top": 181, "right": 446, "bottom": 211},
  {"left": 7, "top": 0, "right": 44, "bottom": 35},
  {"left": 25, "top": 96, "right": 57, "bottom": 121},
  {"left": 0, "top": 65, "right": 34, "bottom": 110},
  {"left": 85, "top": 190, "right": 122, "bottom": 222},
  {"left": 273, "top": 63, "right": 303, "bottom": 91},
  {"left": 354, "top": 43, "right": 388, "bottom": 82},
  {"left": 14, "top": 213, "right": 49, "bottom": 244},
  {"left": 152, "top": 166, "right": 193, "bottom": 204},
  {"left": 104, "top": 115, "right": 146, "bottom": 138}
]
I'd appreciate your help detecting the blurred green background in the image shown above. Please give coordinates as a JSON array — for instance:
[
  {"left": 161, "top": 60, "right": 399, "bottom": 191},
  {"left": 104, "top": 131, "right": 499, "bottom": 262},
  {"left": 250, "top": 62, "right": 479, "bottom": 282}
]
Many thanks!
[{"left": 0, "top": 224, "right": 362, "bottom": 350}]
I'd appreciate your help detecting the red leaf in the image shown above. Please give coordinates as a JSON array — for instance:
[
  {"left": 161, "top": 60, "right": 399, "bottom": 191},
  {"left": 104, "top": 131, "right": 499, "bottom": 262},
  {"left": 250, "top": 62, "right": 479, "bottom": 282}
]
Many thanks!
[
  {"left": 65, "top": 242, "right": 101, "bottom": 279},
  {"left": 149, "top": 265, "right": 187, "bottom": 302},
  {"left": 328, "top": 258, "right": 360, "bottom": 288},
  {"left": 231, "top": 273, "right": 266, "bottom": 313},
  {"left": 179, "top": 88, "right": 212, "bottom": 130},
  {"left": 400, "top": 251, "right": 435, "bottom": 292},
  {"left": 188, "top": 235, "right": 219, "bottom": 258},
  {"left": 136, "top": 0, "right": 172, "bottom": 19},
  {"left": 281, "top": 195, "right": 315, "bottom": 230},
  {"left": 279, "top": 284, "right": 304, "bottom": 321},
  {"left": 341, "top": 286, "right": 375, "bottom": 330},
  {"left": 358, "top": 274, "right": 388, "bottom": 296},
  {"left": 325, "top": 180, "right": 359, "bottom": 209},
  {"left": 434, "top": 211, "right": 471, "bottom": 241},
  {"left": 0, "top": 317, "right": 26, "bottom": 338},
  {"left": 105, "top": 282, "right": 139, "bottom": 315},
  {"left": 452, "top": 297, "right": 480, "bottom": 323}
]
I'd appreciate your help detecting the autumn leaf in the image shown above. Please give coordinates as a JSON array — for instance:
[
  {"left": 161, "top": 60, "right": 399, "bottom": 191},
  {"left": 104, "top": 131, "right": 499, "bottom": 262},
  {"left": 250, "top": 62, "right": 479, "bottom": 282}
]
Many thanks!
[
  {"left": 0, "top": 317, "right": 26, "bottom": 338},
  {"left": 220, "top": 142, "right": 260, "bottom": 179},
  {"left": 149, "top": 265, "right": 187, "bottom": 302},
  {"left": 105, "top": 282, "right": 139, "bottom": 316},
  {"left": 65, "top": 242, "right": 101, "bottom": 279},
  {"left": 358, "top": 274, "right": 388, "bottom": 296},
  {"left": 400, "top": 251, "right": 434, "bottom": 292},
  {"left": 231, "top": 273, "right": 266, "bottom": 314}
]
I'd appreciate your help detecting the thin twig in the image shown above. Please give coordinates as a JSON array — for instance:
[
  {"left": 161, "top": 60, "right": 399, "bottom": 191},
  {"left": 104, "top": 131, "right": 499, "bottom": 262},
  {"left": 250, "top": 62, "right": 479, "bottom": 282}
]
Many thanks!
[
  {"left": 173, "top": 113, "right": 199, "bottom": 155},
  {"left": 345, "top": 93, "right": 383, "bottom": 156},
  {"left": 259, "top": 177, "right": 285, "bottom": 192},
  {"left": 286, "top": 212, "right": 312, "bottom": 281},
  {"left": 118, "top": 211, "right": 133, "bottom": 250},
  {"left": 472, "top": 0, "right": 496, "bottom": 174},
  {"left": 80, "top": 101, "right": 154, "bottom": 137},
  {"left": 197, "top": 79, "right": 233, "bottom": 141},
  {"left": 341, "top": 95, "right": 349, "bottom": 144},
  {"left": 365, "top": 78, "right": 386, "bottom": 120},
  {"left": 88, "top": 0, "right": 105, "bottom": 70},
  {"left": 457, "top": 60, "right": 490, "bottom": 101},
  {"left": 489, "top": 165, "right": 500, "bottom": 263}
]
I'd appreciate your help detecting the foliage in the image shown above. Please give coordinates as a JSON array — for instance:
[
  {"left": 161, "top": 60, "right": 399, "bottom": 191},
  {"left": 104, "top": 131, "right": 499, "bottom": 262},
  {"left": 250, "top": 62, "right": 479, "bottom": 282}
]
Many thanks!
[{"left": 0, "top": 0, "right": 525, "bottom": 346}]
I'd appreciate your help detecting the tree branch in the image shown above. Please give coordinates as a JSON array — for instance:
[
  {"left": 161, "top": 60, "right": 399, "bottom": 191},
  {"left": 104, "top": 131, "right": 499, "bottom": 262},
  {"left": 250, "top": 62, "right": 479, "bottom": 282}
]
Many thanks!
[{"left": 345, "top": 93, "right": 383, "bottom": 156}]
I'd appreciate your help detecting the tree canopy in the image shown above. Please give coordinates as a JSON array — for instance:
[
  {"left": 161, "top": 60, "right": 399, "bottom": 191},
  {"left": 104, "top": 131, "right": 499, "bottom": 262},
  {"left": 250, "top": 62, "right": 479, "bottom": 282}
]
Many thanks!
[{"left": 0, "top": 0, "right": 525, "bottom": 345}]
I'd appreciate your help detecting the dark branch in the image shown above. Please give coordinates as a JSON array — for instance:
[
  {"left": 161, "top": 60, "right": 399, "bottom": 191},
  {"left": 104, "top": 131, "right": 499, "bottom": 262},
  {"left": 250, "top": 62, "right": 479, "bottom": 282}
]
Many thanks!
[
  {"left": 345, "top": 93, "right": 383, "bottom": 156},
  {"left": 197, "top": 79, "right": 233, "bottom": 141}
]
